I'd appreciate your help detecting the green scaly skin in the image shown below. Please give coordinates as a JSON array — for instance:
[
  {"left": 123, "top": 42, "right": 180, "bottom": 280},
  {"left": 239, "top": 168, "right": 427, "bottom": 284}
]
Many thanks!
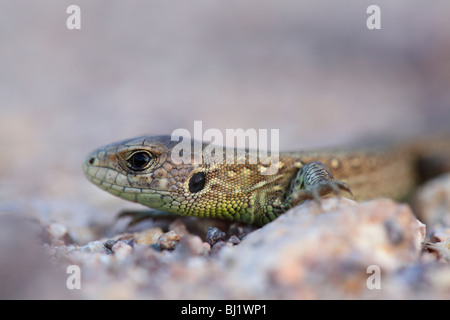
[{"left": 83, "top": 134, "right": 450, "bottom": 226}]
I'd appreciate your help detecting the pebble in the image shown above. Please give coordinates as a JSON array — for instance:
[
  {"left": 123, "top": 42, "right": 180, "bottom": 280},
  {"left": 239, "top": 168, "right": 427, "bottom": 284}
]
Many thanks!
[
  {"left": 430, "top": 227, "right": 450, "bottom": 242},
  {"left": 80, "top": 241, "right": 108, "bottom": 253},
  {"left": 157, "top": 230, "right": 181, "bottom": 250},
  {"left": 227, "top": 235, "right": 240, "bottom": 245},
  {"left": 210, "top": 241, "right": 227, "bottom": 255},
  {"left": 205, "top": 227, "right": 226, "bottom": 246},
  {"left": 44, "top": 222, "right": 73, "bottom": 245},
  {"left": 174, "top": 235, "right": 210, "bottom": 257},
  {"left": 48, "top": 223, "right": 68, "bottom": 239},
  {"left": 111, "top": 240, "right": 134, "bottom": 260}
]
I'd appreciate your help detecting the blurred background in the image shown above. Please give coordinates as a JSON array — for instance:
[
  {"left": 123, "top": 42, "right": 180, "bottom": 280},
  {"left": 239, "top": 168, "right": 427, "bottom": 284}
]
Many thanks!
[{"left": 0, "top": 0, "right": 450, "bottom": 238}]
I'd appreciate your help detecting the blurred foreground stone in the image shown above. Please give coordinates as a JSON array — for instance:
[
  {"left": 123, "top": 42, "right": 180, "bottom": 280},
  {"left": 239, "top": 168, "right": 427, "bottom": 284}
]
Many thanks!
[
  {"left": 37, "top": 196, "right": 448, "bottom": 299},
  {"left": 2, "top": 175, "right": 450, "bottom": 299},
  {"left": 0, "top": 215, "right": 77, "bottom": 299},
  {"left": 220, "top": 198, "right": 429, "bottom": 299}
]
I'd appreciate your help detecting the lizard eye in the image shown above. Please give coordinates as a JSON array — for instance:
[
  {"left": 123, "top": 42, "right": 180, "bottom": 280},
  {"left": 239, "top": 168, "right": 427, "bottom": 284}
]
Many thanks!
[
  {"left": 128, "top": 152, "right": 152, "bottom": 171},
  {"left": 189, "top": 172, "right": 206, "bottom": 193}
]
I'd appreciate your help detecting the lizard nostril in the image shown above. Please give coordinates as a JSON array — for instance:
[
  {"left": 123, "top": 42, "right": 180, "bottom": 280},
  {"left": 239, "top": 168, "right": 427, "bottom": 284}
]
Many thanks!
[
  {"left": 86, "top": 155, "right": 99, "bottom": 167},
  {"left": 83, "top": 153, "right": 99, "bottom": 174}
]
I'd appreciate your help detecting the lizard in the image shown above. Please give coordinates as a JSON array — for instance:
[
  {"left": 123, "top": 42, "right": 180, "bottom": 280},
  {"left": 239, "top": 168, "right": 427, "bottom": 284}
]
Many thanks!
[{"left": 83, "top": 134, "right": 450, "bottom": 226}]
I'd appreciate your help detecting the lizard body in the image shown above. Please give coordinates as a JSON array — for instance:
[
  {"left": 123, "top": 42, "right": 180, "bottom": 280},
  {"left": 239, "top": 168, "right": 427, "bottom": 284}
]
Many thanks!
[{"left": 83, "top": 134, "right": 450, "bottom": 226}]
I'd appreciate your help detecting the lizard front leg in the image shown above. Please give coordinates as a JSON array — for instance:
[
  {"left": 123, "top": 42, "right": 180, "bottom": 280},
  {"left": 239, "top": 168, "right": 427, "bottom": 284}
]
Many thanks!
[{"left": 288, "top": 161, "right": 352, "bottom": 206}]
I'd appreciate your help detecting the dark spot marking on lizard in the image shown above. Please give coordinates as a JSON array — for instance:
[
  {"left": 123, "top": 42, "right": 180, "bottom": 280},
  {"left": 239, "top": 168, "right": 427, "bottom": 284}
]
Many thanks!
[{"left": 189, "top": 172, "right": 206, "bottom": 193}]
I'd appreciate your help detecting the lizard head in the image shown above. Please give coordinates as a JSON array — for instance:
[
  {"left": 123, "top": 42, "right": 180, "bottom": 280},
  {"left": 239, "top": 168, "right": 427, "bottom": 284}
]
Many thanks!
[
  {"left": 83, "top": 135, "right": 201, "bottom": 210},
  {"left": 83, "top": 135, "right": 279, "bottom": 224}
]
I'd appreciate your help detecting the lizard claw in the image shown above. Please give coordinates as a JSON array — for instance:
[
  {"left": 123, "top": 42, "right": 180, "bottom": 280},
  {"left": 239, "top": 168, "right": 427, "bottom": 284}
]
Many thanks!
[
  {"left": 331, "top": 180, "right": 352, "bottom": 197},
  {"left": 291, "top": 180, "right": 352, "bottom": 207},
  {"left": 289, "top": 161, "right": 353, "bottom": 207}
]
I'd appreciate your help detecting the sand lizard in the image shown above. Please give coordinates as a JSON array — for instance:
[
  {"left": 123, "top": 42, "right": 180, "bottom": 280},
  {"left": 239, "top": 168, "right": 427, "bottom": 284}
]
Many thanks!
[{"left": 83, "top": 134, "right": 450, "bottom": 226}]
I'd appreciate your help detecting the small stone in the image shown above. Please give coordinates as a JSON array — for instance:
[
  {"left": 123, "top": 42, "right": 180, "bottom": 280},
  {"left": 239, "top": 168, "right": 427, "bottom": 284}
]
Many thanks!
[
  {"left": 431, "top": 227, "right": 450, "bottom": 242},
  {"left": 133, "top": 227, "right": 164, "bottom": 245},
  {"left": 112, "top": 240, "right": 134, "bottom": 259},
  {"left": 125, "top": 238, "right": 137, "bottom": 248},
  {"left": 48, "top": 223, "right": 67, "bottom": 239},
  {"left": 103, "top": 238, "right": 136, "bottom": 255},
  {"left": 227, "top": 235, "right": 240, "bottom": 245},
  {"left": 103, "top": 239, "right": 117, "bottom": 252},
  {"left": 174, "top": 235, "right": 210, "bottom": 257},
  {"left": 80, "top": 241, "right": 108, "bottom": 253},
  {"left": 45, "top": 222, "right": 72, "bottom": 244},
  {"left": 205, "top": 227, "right": 226, "bottom": 246},
  {"left": 157, "top": 231, "right": 181, "bottom": 250},
  {"left": 210, "top": 241, "right": 227, "bottom": 255}
]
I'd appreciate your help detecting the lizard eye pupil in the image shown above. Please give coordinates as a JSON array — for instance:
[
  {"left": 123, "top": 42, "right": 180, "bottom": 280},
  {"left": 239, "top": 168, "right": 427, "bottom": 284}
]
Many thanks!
[
  {"left": 189, "top": 172, "right": 206, "bottom": 193},
  {"left": 130, "top": 152, "right": 151, "bottom": 170}
]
